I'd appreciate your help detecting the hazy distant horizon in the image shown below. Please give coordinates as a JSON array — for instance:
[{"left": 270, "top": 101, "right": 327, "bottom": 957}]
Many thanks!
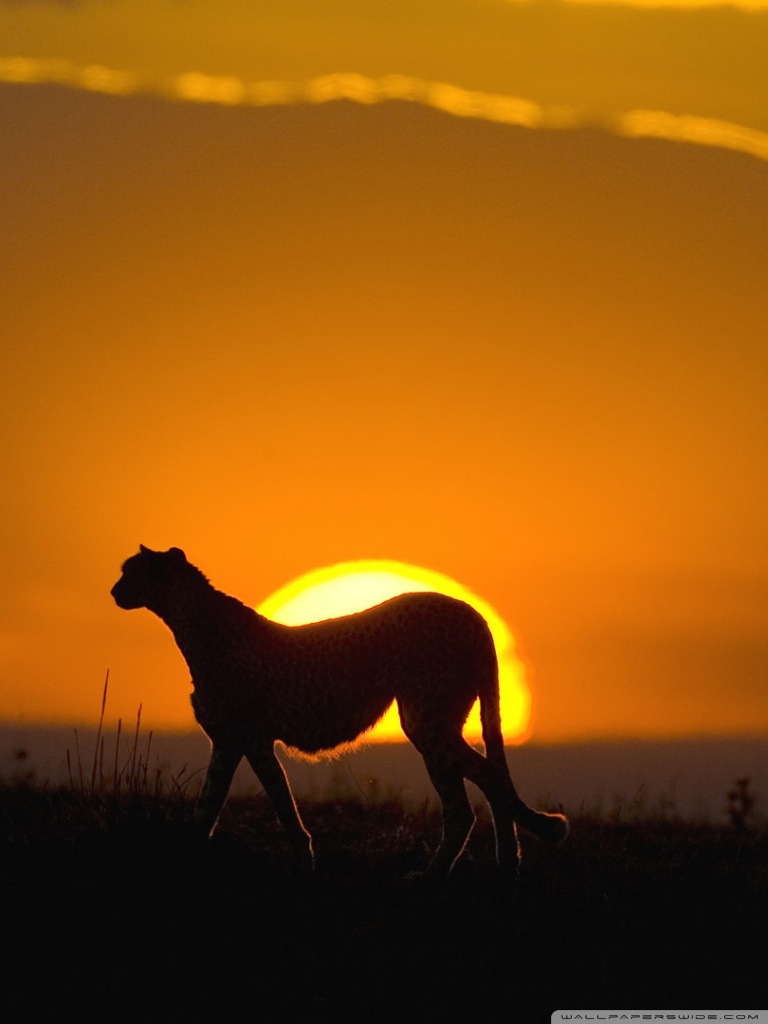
[{"left": 2, "top": 723, "right": 764, "bottom": 825}]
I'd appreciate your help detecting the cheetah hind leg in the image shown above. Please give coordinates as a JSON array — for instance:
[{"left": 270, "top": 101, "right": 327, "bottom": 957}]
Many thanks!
[
  {"left": 417, "top": 737, "right": 528, "bottom": 880},
  {"left": 453, "top": 736, "right": 569, "bottom": 868},
  {"left": 417, "top": 762, "right": 477, "bottom": 882},
  {"left": 432, "top": 736, "right": 523, "bottom": 878}
]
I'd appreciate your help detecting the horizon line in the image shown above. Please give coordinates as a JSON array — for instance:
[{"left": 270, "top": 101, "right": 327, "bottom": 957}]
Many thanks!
[{"left": 1, "top": 719, "right": 767, "bottom": 746}]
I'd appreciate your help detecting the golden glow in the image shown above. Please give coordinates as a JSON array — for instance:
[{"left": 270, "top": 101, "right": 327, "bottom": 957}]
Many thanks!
[{"left": 258, "top": 561, "right": 531, "bottom": 745}]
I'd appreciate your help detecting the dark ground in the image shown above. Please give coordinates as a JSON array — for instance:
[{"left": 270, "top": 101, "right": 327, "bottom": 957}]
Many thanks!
[{"left": 2, "top": 786, "right": 766, "bottom": 1023}]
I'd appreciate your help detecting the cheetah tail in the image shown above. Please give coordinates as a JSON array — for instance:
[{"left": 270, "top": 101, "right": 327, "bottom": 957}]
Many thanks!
[
  {"left": 478, "top": 665, "right": 507, "bottom": 768},
  {"left": 513, "top": 802, "right": 570, "bottom": 844}
]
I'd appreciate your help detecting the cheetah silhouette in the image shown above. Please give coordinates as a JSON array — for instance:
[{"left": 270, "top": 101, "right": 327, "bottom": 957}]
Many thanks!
[{"left": 111, "top": 546, "right": 567, "bottom": 878}]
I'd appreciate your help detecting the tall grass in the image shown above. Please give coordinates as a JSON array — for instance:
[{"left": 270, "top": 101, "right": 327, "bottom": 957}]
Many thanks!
[{"left": 64, "top": 670, "right": 199, "bottom": 829}]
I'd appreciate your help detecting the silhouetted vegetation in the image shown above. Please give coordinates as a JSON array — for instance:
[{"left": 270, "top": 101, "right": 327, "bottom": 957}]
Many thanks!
[
  {"left": 2, "top": 771, "right": 766, "bottom": 1023},
  {"left": 726, "top": 775, "right": 758, "bottom": 832}
]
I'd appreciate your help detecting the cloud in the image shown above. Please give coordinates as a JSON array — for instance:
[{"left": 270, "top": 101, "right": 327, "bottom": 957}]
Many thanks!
[
  {"left": 0, "top": 55, "right": 136, "bottom": 94},
  {"left": 173, "top": 70, "right": 550, "bottom": 129},
  {"left": 3, "top": 57, "right": 767, "bottom": 165},
  {"left": 619, "top": 109, "right": 768, "bottom": 162},
  {"left": 567, "top": 0, "right": 767, "bottom": 7}
]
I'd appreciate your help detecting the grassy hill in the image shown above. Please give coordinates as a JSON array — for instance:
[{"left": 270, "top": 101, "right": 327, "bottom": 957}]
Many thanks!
[{"left": 2, "top": 778, "right": 766, "bottom": 1022}]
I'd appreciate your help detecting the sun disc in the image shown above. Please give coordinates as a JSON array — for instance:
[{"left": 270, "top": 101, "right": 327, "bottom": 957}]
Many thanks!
[{"left": 258, "top": 561, "right": 531, "bottom": 745}]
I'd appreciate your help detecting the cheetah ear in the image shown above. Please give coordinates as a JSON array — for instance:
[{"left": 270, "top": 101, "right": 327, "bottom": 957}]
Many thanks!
[
  {"left": 168, "top": 547, "right": 187, "bottom": 562},
  {"left": 139, "top": 544, "right": 153, "bottom": 555}
]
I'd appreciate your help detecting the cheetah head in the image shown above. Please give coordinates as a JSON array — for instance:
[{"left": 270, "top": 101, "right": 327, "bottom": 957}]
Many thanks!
[{"left": 111, "top": 545, "right": 188, "bottom": 611}]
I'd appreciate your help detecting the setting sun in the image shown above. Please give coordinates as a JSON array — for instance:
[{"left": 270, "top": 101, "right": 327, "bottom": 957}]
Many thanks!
[{"left": 257, "top": 560, "right": 531, "bottom": 745}]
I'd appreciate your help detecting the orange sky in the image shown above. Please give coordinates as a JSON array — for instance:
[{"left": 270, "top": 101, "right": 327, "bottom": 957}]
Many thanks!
[{"left": 1, "top": 1, "right": 767, "bottom": 743}]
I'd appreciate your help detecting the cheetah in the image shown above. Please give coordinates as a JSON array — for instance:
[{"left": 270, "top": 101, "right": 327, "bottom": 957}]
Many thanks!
[{"left": 111, "top": 546, "right": 568, "bottom": 878}]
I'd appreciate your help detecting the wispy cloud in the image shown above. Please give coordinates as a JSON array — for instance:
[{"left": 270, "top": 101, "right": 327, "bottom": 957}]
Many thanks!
[
  {"left": 0, "top": 56, "right": 137, "bottom": 94},
  {"left": 3, "top": 57, "right": 767, "bottom": 165},
  {"left": 619, "top": 109, "right": 768, "bottom": 162},
  {"left": 175, "top": 70, "right": 551, "bottom": 130},
  {"left": 561, "top": 0, "right": 767, "bottom": 7}
]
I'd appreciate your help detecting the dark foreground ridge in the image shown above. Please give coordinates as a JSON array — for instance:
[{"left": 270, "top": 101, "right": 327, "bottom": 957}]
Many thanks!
[{"left": 2, "top": 787, "right": 766, "bottom": 1022}]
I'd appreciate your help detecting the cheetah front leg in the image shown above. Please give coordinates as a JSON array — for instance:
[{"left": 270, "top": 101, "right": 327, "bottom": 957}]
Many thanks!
[
  {"left": 246, "top": 745, "right": 314, "bottom": 871},
  {"left": 194, "top": 745, "right": 242, "bottom": 837}
]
